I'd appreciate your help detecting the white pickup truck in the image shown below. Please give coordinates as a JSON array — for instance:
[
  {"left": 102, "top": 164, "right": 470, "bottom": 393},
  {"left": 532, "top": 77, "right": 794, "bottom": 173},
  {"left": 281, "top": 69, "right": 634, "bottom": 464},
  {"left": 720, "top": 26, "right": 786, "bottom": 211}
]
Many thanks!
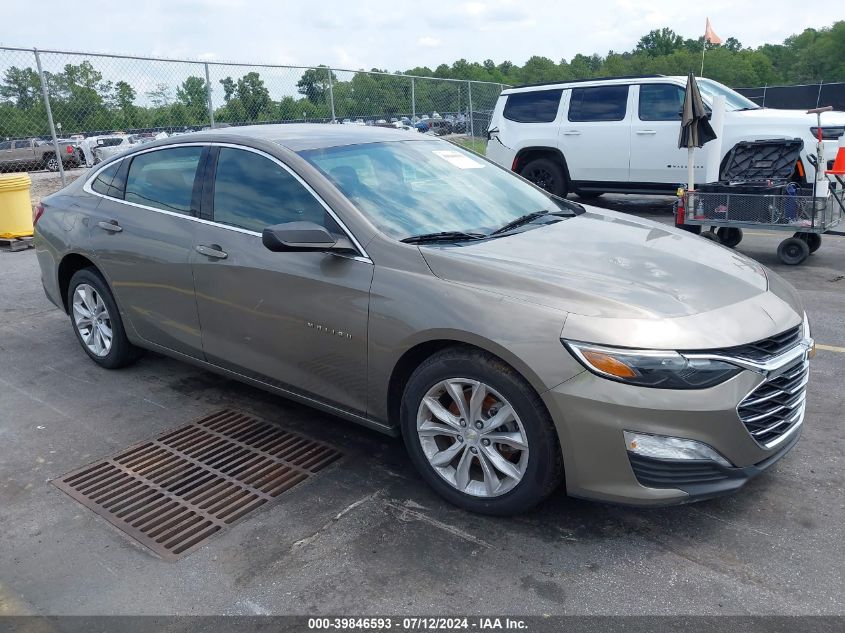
[{"left": 485, "top": 75, "right": 845, "bottom": 197}]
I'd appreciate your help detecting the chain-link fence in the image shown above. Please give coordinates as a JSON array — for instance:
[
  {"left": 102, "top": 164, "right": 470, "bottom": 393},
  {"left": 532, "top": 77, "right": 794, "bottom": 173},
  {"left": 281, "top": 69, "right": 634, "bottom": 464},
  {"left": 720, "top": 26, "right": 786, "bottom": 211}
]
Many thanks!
[
  {"left": 735, "top": 81, "right": 845, "bottom": 111},
  {"left": 0, "top": 46, "right": 506, "bottom": 183}
]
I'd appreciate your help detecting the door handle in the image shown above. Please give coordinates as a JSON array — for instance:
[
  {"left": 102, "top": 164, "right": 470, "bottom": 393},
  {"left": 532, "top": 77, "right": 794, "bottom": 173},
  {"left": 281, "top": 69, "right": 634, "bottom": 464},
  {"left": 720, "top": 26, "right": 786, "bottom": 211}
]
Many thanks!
[
  {"left": 195, "top": 244, "right": 228, "bottom": 259},
  {"left": 97, "top": 220, "right": 123, "bottom": 233},
  {"left": 562, "top": 130, "right": 581, "bottom": 136},
  {"left": 636, "top": 130, "right": 657, "bottom": 135}
]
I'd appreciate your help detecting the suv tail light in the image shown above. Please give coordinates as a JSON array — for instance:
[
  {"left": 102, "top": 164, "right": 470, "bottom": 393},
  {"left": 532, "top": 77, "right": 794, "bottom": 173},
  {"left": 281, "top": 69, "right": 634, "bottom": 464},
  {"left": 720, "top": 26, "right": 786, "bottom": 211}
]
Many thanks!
[
  {"left": 33, "top": 202, "right": 45, "bottom": 226},
  {"left": 66, "top": 145, "right": 74, "bottom": 154}
]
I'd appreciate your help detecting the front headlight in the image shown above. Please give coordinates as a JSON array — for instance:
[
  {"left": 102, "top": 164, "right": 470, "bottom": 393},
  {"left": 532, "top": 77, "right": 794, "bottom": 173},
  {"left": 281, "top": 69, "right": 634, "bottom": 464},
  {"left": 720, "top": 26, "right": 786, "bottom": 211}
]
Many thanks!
[{"left": 563, "top": 340, "right": 742, "bottom": 389}]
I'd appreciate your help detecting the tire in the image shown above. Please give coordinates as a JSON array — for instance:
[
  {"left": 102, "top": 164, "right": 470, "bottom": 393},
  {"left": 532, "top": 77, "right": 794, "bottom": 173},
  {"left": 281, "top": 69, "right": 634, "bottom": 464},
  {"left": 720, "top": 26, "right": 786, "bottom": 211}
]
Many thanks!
[
  {"left": 519, "top": 157, "right": 567, "bottom": 197},
  {"left": 700, "top": 230, "right": 721, "bottom": 243},
  {"left": 400, "top": 346, "right": 564, "bottom": 515},
  {"left": 67, "top": 268, "right": 140, "bottom": 369},
  {"left": 44, "top": 154, "right": 59, "bottom": 172},
  {"left": 717, "top": 227, "right": 743, "bottom": 248},
  {"left": 777, "top": 237, "right": 810, "bottom": 265},
  {"left": 795, "top": 232, "right": 821, "bottom": 254}
]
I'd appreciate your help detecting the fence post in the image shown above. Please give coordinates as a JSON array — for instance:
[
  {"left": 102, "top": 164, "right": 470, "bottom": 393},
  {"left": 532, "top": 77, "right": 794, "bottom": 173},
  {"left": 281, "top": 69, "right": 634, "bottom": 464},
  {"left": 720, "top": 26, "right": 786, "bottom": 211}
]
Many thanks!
[
  {"left": 327, "top": 67, "right": 336, "bottom": 122},
  {"left": 204, "top": 62, "right": 215, "bottom": 128},
  {"left": 33, "top": 48, "right": 65, "bottom": 187},
  {"left": 467, "top": 81, "right": 474, "bottom": 138},
  {"left": 411, "top": 77, "right": 416, "bottom": 120}
]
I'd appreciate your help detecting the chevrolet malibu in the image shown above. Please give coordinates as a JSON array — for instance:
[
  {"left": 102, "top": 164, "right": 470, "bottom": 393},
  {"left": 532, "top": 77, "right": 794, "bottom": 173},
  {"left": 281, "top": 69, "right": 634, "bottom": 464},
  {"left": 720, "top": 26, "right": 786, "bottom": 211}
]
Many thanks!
[{"left": 34, "top": 124, "right": 814, "bottom": 515}]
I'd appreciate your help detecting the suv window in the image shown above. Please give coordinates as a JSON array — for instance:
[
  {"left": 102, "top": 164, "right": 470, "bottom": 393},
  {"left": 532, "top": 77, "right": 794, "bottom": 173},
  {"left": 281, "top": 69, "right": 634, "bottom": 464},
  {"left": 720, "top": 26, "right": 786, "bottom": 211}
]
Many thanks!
[
  {"left": 212, "top": 148, "right": 336, "bottom": 233},
  {"left": 90, "top": 162, "right": 122, "bottom": 198},
  {"left": 503, "top": 90, "right": 563, "bottom": 123},
  {"left": 125, "top": 147, "right": 202, "bottom": 214},
  {"left": 0, "top": 141, "right": 11, "bottom": 151},
  {"left": 13, "top": 139, "right": 32, "bottom": 149},
  {"left": 568, "top": 85, "right": 629, "bottom": 122},
  {"left": 639, "top": 84, "right": 685, "bottom": 121}
]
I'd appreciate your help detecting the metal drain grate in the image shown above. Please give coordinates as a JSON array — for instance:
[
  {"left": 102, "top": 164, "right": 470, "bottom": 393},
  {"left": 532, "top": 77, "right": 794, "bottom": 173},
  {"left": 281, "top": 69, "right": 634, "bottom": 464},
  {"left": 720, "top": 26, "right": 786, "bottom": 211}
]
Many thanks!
[{"left": 52, "top": 409, "right": 342, "bottom": 560}]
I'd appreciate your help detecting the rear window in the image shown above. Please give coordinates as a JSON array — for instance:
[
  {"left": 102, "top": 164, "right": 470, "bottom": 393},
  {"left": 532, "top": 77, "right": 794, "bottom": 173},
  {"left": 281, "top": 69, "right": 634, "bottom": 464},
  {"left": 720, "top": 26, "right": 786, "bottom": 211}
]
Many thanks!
[
  {"left": 90, "top": 162, "right": 122, "bottom": 198},
  {"left": 503, "top": 90, "right": 562, "bottom": 123},
  {"left": 568, "top": 85, "right": 629, "bottom": 122},
  {"left": 125, "top": 147, "right": 202, "bottom": 215}
]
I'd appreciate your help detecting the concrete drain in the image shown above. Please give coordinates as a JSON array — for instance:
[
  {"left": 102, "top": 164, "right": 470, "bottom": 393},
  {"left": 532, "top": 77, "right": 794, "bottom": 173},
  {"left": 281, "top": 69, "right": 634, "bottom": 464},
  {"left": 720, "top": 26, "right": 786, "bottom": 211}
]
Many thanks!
[{"left": 52, "top": 409, "right": 342, "bottom": 560}]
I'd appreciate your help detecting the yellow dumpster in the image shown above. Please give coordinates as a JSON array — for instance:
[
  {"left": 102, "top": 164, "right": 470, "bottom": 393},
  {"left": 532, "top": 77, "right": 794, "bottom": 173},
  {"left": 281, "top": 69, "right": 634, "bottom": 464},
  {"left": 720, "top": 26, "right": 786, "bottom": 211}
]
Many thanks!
[{"left": 0, "top": 172, "right": 33, "bottom": 238}]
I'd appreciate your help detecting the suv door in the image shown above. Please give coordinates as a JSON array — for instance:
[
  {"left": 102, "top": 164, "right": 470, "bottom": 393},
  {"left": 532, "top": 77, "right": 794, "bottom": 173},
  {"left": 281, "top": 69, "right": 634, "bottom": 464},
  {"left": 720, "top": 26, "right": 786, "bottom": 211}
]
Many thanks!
[
  {"left": 487, "top": 89, "right": 564, "bottom": 169},
  {"left": 86, "top": 145, "right": 206, "bottom": 358},
  {"left": 629, "top": 83, "right": 711, "bottom": 185},
  {"left": 191, "top": 145, "right": 373, "bottom": 416},
  {"left": 11, "top": 139, "right": 35, "bottom": 167},
  {"left": 559, "top": 84, "right": 632, "bottom": 186}
]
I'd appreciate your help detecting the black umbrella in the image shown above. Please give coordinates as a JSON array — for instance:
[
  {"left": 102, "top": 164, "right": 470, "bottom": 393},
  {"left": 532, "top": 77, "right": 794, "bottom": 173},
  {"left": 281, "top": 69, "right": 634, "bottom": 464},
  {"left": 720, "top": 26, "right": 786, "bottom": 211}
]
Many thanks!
[{"left": 679, "top": 72, "right": 716, "bottom": 189}]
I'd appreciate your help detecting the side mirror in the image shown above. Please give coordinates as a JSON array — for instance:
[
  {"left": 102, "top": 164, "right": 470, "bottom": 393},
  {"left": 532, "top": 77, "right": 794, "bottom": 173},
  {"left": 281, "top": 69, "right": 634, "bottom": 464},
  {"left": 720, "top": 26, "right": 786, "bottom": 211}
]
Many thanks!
[{"left": 262, "top": 221, "right": 356, "bottom": 253}]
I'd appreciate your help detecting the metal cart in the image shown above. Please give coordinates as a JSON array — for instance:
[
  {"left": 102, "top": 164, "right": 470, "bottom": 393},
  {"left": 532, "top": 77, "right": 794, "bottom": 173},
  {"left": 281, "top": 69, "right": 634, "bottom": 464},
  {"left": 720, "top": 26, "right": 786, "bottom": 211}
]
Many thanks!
[{"left": 677, "top": 187, "right": 844, "bottom": 265}]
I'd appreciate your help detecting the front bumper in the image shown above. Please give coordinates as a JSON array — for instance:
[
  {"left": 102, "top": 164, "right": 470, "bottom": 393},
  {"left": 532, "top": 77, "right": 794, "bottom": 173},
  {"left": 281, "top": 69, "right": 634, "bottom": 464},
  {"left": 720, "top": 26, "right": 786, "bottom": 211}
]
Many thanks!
[{"left": 541, "top": 350, "right": 809, "bottom": 506}]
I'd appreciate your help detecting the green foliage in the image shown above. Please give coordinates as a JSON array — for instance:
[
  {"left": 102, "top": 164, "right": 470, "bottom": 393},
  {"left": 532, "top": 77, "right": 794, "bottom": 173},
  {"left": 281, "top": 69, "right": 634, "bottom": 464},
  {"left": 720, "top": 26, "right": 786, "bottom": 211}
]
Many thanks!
[{"left": 3, "top": 20, "right": 845, "bottom": 138}]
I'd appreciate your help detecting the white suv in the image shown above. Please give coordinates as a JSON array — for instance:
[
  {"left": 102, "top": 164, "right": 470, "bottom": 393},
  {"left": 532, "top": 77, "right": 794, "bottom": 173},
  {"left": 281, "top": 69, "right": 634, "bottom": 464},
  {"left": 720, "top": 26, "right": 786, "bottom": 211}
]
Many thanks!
[{"left": 486, "top": 75, "right": 845, "bottom": 197}]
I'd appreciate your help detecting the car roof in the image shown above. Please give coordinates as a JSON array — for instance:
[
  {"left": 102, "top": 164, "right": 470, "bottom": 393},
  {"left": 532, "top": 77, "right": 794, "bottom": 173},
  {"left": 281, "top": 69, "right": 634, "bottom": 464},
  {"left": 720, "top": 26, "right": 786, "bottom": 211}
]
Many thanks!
[
  {"left": 179, "top": 123, "right": 424, "bottom": 151},
  {"left": 503, "top": 75, "right": 688, "bottom": 94}
]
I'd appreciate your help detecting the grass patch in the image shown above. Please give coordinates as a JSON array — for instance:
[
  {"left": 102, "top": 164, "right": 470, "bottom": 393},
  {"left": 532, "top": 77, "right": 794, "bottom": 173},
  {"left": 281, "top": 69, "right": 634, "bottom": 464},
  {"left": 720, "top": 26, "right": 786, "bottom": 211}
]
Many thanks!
[{"left": 450, "top": 136, "right": 487, "bottom": 155}]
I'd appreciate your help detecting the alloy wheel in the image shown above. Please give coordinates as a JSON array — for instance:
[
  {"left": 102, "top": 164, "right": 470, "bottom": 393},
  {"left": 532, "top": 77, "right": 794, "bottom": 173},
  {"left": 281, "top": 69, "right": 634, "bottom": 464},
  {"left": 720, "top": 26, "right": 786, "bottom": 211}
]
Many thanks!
[
  {"left": 527, "top": 168, "right": 554, "bottom": 191},
  {"left": 72, "top": 283, "right": 113, "bottom": 357},
  {"left": 416, "top": 378, "right": 529, "bottom": 497}
]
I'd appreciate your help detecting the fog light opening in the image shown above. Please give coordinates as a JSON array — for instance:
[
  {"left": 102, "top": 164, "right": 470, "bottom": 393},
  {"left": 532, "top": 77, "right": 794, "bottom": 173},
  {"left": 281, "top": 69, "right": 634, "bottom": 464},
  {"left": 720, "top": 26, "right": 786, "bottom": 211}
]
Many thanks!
[{"left": 623, "top": 431, "right": 732, "bottom": 468}]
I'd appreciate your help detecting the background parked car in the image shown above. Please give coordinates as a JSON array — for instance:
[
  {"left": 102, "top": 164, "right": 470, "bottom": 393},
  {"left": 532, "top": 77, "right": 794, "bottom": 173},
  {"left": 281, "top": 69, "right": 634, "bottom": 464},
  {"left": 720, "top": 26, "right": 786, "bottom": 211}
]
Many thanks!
[{"left": 0, "top": 137, "right": 78, "bottom": 172}]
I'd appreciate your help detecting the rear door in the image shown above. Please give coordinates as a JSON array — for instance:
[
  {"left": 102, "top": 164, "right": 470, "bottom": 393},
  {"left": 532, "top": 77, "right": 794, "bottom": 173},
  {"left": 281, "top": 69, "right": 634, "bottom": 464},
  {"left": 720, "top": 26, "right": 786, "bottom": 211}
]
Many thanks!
[
  {"left": 190, "top": 145, "right": 373, "bottom": 415},
  {"left": 486, "top": 89, "right": 564, "bottom": 170},
  {"left": 86, "top": 145, "right": 206, "bottom": 358},
  {"left": 558, "top": 84, "right": 632, "bottom": 184},
  {"left": 11, "top": 139, "right": 36, "bottom": 166},
  {"left": 629, "top": 83, "right": 710, "bottom": 185}
]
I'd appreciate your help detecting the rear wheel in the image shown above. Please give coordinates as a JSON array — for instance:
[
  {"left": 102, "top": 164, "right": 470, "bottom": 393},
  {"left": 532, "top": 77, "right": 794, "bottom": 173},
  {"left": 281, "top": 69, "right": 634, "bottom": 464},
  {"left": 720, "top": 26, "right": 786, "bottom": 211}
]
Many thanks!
[
  {"left": 44, "top": 155, "right": 59, "bottom": 172},
  {"left": 519, "top": 158, "right": 567, "bottom": 197},
  {"left": 777, "top": 237, "right": 810, "bottom": 265},
  {"left": 67, "top": 268, "right": 140, "bottom": 369},
  {"left": 717, "top": 227, "right": 743, "bottom": 248},
  {"left": 795, "top": 232, "right": 821, "bottom": 254},
  {"left": 401, "top": 347, "right": 563, "bottom": 515}
]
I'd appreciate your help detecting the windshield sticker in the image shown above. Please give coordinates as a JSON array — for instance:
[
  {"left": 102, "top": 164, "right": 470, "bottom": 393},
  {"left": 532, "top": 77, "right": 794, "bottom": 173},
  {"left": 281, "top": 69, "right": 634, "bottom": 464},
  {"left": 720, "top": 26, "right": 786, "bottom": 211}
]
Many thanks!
[{"left": 432, "top": 150, "right": 484, "bottom": 169}]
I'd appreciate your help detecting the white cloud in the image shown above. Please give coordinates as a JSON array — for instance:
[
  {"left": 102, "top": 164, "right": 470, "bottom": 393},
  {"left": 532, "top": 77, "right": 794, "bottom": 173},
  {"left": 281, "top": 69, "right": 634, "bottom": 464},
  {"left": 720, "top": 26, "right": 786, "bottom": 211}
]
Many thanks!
[{"left": 418, "top": 36, "right": 442, "bottom": 48}]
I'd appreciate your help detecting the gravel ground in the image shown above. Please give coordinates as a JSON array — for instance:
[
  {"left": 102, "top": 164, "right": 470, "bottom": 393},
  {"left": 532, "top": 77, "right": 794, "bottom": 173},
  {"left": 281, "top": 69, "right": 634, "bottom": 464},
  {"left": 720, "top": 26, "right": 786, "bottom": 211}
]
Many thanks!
[{"left": 28, "top": 167, "right": 86, "bottom": 203}]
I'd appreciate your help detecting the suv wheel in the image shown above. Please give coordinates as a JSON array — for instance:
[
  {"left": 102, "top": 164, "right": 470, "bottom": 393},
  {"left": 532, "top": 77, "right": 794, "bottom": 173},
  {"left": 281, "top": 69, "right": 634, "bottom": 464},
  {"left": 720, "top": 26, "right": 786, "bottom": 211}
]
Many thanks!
[
  {"left": 519, "top": 158, "right": 567, "bottom": 197},
  {"left": 401, "top": 347, "right": 563, "bottom": 515},
  {"left": 67, "top": 268, "right": 140, "bottom": 369},
  {"left": 44, "top": 155, "right": 60, "bottom": 172}
]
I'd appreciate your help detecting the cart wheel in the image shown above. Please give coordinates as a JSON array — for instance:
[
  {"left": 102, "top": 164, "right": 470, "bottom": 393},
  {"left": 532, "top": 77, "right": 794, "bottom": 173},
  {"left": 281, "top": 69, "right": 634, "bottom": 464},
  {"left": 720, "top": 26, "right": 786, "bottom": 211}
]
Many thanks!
[
  {"left": 700, "top": 230, "right": 721, "bottom": 243},
  {"left": 717, "top": 227, "right": 743, "bottom": 248},
  {"left": 794, "top": 232, "right": 821, "bottom": 254},
  {"left": 778, "top": 237, "right": 810, "bottom": 265},
  {"left": 677, "top": 223, "right": 702, "bottom": 235}
]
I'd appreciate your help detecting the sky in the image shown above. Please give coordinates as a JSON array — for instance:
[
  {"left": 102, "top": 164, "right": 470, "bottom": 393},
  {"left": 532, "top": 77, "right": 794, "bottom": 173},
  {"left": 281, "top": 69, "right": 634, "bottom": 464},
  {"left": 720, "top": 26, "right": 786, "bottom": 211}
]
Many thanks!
[{"left": 2, "top": 0, "right": 844, "bottom": 71}]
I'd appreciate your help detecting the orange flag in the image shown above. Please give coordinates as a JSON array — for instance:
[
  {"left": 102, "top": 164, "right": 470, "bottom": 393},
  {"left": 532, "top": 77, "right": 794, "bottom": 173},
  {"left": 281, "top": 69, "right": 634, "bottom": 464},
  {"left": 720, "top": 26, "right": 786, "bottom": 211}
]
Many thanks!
[{"left": 704, "top": 17, "right": 722, "bottom": 45}]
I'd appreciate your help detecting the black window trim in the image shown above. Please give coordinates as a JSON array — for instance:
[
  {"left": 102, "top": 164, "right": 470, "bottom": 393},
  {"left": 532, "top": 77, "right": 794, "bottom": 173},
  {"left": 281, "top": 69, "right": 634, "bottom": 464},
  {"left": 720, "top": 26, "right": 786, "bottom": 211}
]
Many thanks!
[{"left": 567, "top": 84, "right": 631, "bottom": 123}]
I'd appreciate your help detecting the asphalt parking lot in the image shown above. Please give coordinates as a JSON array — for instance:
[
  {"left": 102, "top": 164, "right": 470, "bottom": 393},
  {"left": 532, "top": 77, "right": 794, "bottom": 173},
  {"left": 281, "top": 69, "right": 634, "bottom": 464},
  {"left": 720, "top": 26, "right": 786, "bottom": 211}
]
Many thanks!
[{"left": 1, "top": 195, "right": 843, "bottom": 616}]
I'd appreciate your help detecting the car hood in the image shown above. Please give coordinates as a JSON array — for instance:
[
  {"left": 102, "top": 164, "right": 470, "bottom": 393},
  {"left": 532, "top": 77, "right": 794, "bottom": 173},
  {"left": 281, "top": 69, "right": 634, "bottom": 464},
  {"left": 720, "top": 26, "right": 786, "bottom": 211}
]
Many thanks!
[{"left": 419, "top": 209, "right": 803, "bottom": 349}]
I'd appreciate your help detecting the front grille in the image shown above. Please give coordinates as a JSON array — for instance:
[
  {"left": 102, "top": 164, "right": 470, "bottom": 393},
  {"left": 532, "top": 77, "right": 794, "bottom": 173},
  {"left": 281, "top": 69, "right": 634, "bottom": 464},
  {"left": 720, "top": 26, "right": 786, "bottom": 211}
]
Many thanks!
[
  {"left": 703, "top": 325, "right": 802, "bottom": 362},
  {"left": 737, "top": 357, "right": 808, "bottom": 448}
]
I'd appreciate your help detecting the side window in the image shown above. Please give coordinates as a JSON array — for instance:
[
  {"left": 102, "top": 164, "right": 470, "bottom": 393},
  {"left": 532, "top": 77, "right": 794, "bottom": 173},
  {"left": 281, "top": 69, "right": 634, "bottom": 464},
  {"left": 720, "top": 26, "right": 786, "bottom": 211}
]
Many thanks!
[
  {"left": 503, "top": 90, "right": 563, "bottom": 123},
  {"left": 13, "top": 140, "right": 32, "bottom": 149},
  {"left": 90, "top": 162, "right": 122, "bottom": 198},
  {"left": 125, "top": 147, "right": 203, "bottom": 215},
  {"left": 0, "top": 141, "right": 11, "bottom": 150},
  {"left": 212, "top": 148, "right": 337, "bottom": 233},
  {"left": 568, "top": 86, "right": 629, "bottom": 122},
  {"left": 639, "top": 84, "right": 685, "bottom": 121}
]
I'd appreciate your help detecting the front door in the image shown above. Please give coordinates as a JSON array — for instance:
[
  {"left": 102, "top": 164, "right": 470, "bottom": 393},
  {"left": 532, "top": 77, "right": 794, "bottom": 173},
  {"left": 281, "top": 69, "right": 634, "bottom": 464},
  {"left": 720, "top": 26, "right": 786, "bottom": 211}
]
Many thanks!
[
  {"left": 191, "top": 146, "right": 373, "bottom": 415},
  {"left": 87, "top": 145, "right": 206, "bottom": 358},
  {"left": 629, "top": 83, "right": 711, "bottom": 185},
  {"left": 558, "top": 84, "right": 632, "bottom": 184}
]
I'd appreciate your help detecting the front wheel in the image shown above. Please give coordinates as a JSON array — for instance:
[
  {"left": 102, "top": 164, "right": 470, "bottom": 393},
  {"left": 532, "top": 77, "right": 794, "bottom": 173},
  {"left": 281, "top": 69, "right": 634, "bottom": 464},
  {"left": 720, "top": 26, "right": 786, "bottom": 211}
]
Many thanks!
[
  {"left": 67, "top": 268, "right": 140, "bottom": 369},
  {"left": 519, "top": 158, "right": 567, "bottom": 197},
  {"left": 400, "top": 347, "right": 564, "bottom": 515},
  {"left": 777, "top": 237, "right": 810, "bottom": 265}
]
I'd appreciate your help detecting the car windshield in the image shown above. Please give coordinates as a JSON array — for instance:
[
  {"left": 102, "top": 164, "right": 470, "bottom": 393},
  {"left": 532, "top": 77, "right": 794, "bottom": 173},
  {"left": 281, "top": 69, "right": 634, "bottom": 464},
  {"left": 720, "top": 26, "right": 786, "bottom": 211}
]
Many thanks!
[
  {"left": 299, "top": 140, "right": 573, "bottom": 240},
  {"left": 697, "top": 78, "right": 760, "bottom": 111}
]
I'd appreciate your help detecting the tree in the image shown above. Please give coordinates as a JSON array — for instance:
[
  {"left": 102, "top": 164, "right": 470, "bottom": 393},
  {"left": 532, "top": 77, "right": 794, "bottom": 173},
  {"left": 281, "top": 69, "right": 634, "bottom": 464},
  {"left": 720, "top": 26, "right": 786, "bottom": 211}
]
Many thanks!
[
  {"left": 146, "top": 83, "right": 172, "bottom": 107},
  {"left": 636, "top": 28, "right": 685, "bottom": 57},
  {"left": 220, "top": 76, "right": 236, "bottom": 102},
  {"left": 0, "top": 66, "right": 41, "bottom": 109},
  {"left": 177, "top": 76, "right": 209, "bottom": 122},
  {"left": 296, "top": 66, "right": 336, "bottom": 104},
  {"left": 236, "top": 72, "right": 271, "bottom": 120}
]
